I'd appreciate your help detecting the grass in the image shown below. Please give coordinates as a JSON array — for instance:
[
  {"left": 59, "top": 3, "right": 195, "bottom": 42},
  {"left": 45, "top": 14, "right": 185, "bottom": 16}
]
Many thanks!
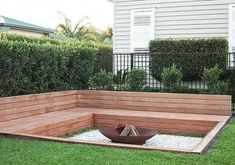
[{"left": 0, "top": 118, "right": 235, "bottom": 165}]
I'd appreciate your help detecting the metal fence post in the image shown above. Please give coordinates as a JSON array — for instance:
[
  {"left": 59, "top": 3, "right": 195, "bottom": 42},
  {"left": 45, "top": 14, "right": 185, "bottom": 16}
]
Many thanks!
[{"left": 130, "top": 53, "right": 134, "bottom": 69}]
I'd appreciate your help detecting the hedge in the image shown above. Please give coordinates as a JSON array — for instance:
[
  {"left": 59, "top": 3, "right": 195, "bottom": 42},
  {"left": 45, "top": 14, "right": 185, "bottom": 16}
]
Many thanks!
[
  {"left": 0, "top": 40, "right": 96, "bottom": 97},
  {"left": 94, "top": 44, "right": 113, "bottom": 73},
  {"left": 0, "top": 32, "right": 68, "bottom": 45},
  {"left": 149, "top": 38, "right": 228, "bottom": 80},
  {"left": 0, "top": 32, "right": 113, "bottom": 74}
]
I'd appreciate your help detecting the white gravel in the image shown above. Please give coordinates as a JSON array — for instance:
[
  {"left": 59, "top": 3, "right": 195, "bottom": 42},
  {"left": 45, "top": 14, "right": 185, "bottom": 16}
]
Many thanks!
[{"left": 69, "top": 130, "right": 203, "bottom": 150}]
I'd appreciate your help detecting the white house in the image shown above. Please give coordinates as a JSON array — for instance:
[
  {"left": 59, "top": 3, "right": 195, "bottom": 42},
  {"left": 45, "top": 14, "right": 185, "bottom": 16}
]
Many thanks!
[{"left": 108, "top": 0, "right": 235, "bottom": 53}]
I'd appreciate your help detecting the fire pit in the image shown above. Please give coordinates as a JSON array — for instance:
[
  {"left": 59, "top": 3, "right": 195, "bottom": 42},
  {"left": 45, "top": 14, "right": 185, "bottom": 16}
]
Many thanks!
[{"left": 99, "top": 124, "right": 157, "bottom": 144}]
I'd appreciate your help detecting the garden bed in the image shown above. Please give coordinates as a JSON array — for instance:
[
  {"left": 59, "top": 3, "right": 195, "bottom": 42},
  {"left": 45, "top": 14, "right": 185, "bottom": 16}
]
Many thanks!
[{"left": 68, "top": 129, "right": 203, "bottom": 151}]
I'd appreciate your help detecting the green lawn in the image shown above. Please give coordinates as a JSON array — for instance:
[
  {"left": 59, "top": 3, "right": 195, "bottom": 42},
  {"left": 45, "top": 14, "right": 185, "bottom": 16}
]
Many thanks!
[{"left": 0, "top": 119, "right": 235, "bottom": 165}]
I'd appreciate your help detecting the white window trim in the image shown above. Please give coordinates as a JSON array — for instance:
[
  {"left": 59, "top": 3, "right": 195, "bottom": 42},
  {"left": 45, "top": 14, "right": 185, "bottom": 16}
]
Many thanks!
[{"left": 229, "top": 4, "right": 235, "bottom": 52}]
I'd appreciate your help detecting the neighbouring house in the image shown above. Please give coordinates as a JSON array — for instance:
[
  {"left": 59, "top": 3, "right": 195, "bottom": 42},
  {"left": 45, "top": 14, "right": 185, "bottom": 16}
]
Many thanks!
[
  {"left": 0, "top": 15, "right": 54, "bottom": 37},
  {"left": 107, "top": 0, "right": 235, "bottom": 53}
]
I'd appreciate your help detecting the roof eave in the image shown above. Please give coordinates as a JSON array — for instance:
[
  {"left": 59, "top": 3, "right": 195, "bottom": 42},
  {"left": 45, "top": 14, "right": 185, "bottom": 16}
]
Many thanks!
[{"left": 1, "top": 24, "right": 54, "bottom": 34}]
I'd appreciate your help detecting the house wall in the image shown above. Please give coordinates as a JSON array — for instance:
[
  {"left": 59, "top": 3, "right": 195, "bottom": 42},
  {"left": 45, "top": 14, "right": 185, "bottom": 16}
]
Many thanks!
[{"left": 113, "top": 0, "right": 233, "bottom": 53}]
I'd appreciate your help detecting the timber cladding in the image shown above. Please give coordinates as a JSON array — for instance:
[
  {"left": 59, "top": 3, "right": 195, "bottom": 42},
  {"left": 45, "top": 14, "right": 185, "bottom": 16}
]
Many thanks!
[
  {"left": 77, "top": 90, "right": 232, "bottom": 116},
  {"left": 0, "top": 90, "right": 232, "bottom": 154}
]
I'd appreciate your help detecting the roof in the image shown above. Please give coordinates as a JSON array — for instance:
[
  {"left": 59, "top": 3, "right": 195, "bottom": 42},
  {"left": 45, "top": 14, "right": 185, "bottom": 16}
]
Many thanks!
[{"left": 0, "top": 16, "right": 54, "bottom": 33}]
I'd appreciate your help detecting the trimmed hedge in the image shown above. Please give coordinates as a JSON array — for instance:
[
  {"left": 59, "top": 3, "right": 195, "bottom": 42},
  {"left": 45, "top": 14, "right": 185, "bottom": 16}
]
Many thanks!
[
  {"left": 149, "top": 39, "right": 228, "bottom": 80},
  {"left": 0, "top": 40, "right": 96, "bottom": 97},
  {"left": 0, "top": 32, "right": 67, "bottom": 45},
  {"left": 94, "top": 44, "right": 113, "bottom": 73}
]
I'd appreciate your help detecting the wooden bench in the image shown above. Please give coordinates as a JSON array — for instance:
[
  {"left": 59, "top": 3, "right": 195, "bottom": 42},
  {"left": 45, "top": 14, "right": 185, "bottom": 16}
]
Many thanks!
[
  {"left": 78, "top": 90, "right": 231, "bottom": 134},
  {"left": 0, "top": 90, "right": 232, "bottom": 154}
]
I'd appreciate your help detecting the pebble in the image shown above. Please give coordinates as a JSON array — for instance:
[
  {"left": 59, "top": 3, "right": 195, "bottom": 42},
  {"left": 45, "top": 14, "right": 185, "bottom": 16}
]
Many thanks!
[{"left": 69, "top": 130, "right": 202, "bottom": 150}]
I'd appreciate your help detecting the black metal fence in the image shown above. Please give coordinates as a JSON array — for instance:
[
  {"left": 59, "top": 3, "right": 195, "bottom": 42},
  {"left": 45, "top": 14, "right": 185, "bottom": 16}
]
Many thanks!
[{"left": 113, "top": 52, "right": 235, "bottom": 110}]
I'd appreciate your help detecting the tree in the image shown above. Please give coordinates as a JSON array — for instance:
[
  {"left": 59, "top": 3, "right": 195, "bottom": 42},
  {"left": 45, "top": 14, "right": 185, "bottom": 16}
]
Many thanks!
[{"left": 56, "top": 14, "right": 94, "bottom": 41}]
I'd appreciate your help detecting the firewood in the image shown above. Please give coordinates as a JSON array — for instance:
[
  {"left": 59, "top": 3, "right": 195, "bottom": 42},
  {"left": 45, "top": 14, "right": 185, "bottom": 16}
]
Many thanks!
[
  {"left": 128, "top": 125, "right": 140, "bottom": 136},
  {"left": 120, "top": 125, "right": 140, "bottom": 136},
  {"left": 120, "top": 125, "right": 131, "bottom": 136},
  {"left": 115, "top": 123, "right": 123, "bottom": 129}
]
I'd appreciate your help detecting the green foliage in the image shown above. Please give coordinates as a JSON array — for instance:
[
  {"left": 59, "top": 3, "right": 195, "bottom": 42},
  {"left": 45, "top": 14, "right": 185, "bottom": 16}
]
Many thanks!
[
  {"left": 202, "top": 65, "right": 221, "bottom": 88},
  {"left": 161, "top": 64, "right": 183, "bottom": 88},
  {"left": 56, "top": 14, "right": 113, "bottom": 44},
  {"left": 0, "top": 32, "right": 65, "bottom": 45},
  {"left": 93, "top": 44, "right": 113, "bottom": 73},
  {"left": 56, "top": 14, "right": 94, "bottom": 41},
  {"left": 89, "top": 69, "right": 113, "bottom": 90},
  {"left": 149, "top": 38, "right": 228, "bottom": 81},
  {"left": 128, "top": 68, "right": 147, "bottom": 91},
  {"left": 0, "top": 40, "right": 96, "bottom": 97},
  {"left": 202, "top": 66, "right": 229, "bottom": 95},
  {"left": 113, "top": 69, "right": 129, "bottom": 86},
  {"left": 221, "top": 69, "right": 235, "bottom": 102},
  {"left": 161, "top": 64, "right": 188, "bottom": 93}
]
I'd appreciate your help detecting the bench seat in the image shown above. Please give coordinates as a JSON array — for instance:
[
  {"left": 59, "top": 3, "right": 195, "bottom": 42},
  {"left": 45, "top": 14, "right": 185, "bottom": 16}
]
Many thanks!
[
  {"left": 0, "top": 106, "right": 230, "bottom": 136},
  {"left": 0, "top": 108, "right": 93, "bottom": 136}
]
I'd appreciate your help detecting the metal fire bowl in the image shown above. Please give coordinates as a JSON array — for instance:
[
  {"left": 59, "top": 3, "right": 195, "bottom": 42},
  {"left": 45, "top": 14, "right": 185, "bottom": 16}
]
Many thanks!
[{"left": 99, "top": 126, "right": 157, "bottom": 144}]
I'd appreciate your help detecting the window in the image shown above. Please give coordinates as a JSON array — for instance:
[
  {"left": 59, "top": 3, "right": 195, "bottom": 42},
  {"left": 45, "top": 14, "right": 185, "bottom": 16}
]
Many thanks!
[
  {"left": 229, "top": 4, "right": 235, "bottom": 67},
  {"left": 229, "top": 4, "right": 235, "bottom": 52},
  {"left": 130, "top": 9, "right": 155, "bottom": 53}
]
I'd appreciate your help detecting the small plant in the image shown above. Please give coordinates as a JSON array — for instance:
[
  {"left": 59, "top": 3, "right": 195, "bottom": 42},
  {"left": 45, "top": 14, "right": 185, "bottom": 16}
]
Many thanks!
[
  {"left": 113, "top": 69, "right": 129, "bottom": 85},
  {"left": 113, "top": 69, "right": 129, "bottom": 89},
  {"left": 202, "top": 65, "right": 221, "bottom": 89},
  {"left": 161, "top": 64, "right": 185, "bottom": 92},
  {"left": 128, "top": 68, "right": 147, "bottom": 91},
  {"left": 202, "top": 65, "right": 229, "bottom": 94},
  {"left": 89, "top": 69, "right": 113, "bottom": 90}
]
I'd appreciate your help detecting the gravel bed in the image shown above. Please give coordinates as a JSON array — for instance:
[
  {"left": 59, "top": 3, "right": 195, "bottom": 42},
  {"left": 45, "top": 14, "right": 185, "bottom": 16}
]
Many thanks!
[{"left": 69, "top": 130, "right": 203, "bottom": 150}]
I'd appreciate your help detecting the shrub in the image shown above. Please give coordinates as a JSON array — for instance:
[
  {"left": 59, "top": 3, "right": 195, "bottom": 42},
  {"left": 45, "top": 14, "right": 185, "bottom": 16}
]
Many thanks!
[
  {"left": 0, "top": 40, "right": 96, "bottom": 97},
  {"left": 202, "top": 65, "right": 221, "bottom": 89},
  {"left": 149, "top": 38, "right": 228, "bottom": 81},
  {"left": 202, "top": 66, "right": 229, "bottom": 95},
  {"left": 161, "top": 64, "right": 182, "bottom": 88},
  {"left": 161, "top": 64, "right": 187, "bottom": 92},
  {"left": 128, "top": 68, "right": 147, "bottom": 91},
  {"left": 89, "top": 69, "right": 113, "bottom": 90},
  {"left": 93, "top": 44, "right": 113, "bottom": 73},
  {"left": 0, "top": 32, "right": 66, "bottom": 45}
]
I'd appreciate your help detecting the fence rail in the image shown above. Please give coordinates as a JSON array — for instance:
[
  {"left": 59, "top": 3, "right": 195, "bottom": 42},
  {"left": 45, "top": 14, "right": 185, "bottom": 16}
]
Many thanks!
[{"left": 113, "top": 52, "right": 235, "bottom": 110}]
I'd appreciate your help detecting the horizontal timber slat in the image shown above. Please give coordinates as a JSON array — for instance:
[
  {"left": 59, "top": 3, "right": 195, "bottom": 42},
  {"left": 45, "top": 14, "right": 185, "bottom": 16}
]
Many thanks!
[
  {"left": 77, "top": 101, "right": 230, "bottom": 116},
  {"left": 78, "top": 90, "right": 231, "bottom": 101},
  {"left": 0, "top": 90, "right": 77, "bottom": 105},
  {"left": 94, "top": 113, "right": 217, "bottom": 126},
  {"left": 78, "top": 94, "right": 231, "bottom": 105},
  {"left": 0, "top": 103, "right": 78, "bottom": 122},
  {"left": 0, "top": 95, "right": 77, "bottom": 111},
  {"left": 94, "top": 118, "right": 213, "bottom": 133},
  {"left": 0, "top": 99, "right": 77, "bottom": 115}
]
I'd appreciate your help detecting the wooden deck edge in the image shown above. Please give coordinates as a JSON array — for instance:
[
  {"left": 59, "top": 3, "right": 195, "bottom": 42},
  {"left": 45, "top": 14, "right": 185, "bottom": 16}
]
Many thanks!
[
  {"left": 192, "top": 121, "right": 227, "bottom": 154},
  {"left": 0, "top": 132, "right": 195, "bottom": 154}
]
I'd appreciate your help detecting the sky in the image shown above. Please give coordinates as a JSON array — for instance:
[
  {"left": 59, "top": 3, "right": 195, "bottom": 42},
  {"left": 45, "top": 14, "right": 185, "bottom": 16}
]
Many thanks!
[{"left": 0, "top": 0, "right": 113, "bottom": 30}]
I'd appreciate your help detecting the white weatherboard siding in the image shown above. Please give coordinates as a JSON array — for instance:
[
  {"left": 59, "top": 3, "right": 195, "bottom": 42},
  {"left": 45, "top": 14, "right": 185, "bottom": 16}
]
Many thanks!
[{"left": 113, "top": 0, "right": 233, "bottom": 53}]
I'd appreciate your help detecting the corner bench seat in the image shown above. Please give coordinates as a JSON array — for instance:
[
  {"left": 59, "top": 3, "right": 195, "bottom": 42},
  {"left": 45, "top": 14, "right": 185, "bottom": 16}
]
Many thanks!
[
  {"left": 0, "top": 107, "right": 230, "bottom": 136},
  {"left": 0, "top": 90, "right": 231, "bottom": 137}
]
